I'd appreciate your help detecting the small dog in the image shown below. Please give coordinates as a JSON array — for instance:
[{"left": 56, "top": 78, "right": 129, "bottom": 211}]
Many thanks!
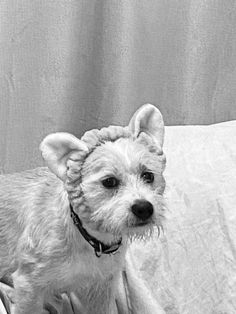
[{"left": 0, "top": 104, "right": 166, "bottom": 314}]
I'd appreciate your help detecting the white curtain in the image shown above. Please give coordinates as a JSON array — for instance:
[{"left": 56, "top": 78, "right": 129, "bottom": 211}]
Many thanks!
[{"left": 0, "top": 0, "right": 236, "bottom": 172}]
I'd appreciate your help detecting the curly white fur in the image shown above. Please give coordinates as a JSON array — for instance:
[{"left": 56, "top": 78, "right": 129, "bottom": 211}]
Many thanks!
[{"left": 0, "top": 104, "right": 166, "bottom": 314}]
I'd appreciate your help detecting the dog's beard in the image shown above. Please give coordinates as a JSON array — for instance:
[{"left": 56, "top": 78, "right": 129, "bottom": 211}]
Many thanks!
[
  {"left": 127, "top": 224, "right": 154, "bottom": 241},
  {"left": 85, "top": 213, "right": 163, "bottom": 244},
  {"left": 126, "top": 220, "right": 163, "bottom": 242}
]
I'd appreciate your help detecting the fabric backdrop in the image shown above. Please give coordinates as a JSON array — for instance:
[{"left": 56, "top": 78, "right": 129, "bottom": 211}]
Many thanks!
[{"left": 0, "top": 0, "right": 236, "bottom": 173}]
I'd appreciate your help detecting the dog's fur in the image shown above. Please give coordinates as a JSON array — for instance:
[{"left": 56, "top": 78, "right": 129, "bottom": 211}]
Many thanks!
[{"left": 0, "top": 104, "right": 166, "bottom": 314}]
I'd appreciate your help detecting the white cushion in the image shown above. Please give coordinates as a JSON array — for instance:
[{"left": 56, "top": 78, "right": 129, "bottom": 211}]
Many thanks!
[{"left": 130, "top": 121, "right": 236, "bottom": 313}]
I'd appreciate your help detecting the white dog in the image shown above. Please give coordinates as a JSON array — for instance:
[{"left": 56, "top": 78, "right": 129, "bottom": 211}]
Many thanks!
[{"left": 0, "top": 104, "right": 166, "bottom": 313}]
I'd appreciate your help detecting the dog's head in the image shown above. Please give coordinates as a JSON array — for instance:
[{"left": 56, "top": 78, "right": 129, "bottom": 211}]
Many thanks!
[{"left": 40, "top": 104, "right": 166, "bottom": 241}]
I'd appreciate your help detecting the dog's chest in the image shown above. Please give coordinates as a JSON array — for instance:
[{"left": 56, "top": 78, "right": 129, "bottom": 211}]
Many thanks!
[{"left": 55, "top": 248, "right": 124, "bottom": 291}]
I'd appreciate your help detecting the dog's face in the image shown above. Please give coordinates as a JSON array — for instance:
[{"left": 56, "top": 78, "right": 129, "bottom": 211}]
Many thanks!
[
  {"left": 40, "top": 104, "right": 166, "bottom": 240},
  {"left": 80, "top": 136, "right": 165, "bottom": 238}
]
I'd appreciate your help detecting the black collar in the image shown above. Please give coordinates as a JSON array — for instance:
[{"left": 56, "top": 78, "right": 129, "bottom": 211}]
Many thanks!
[{"left": 70, "top": 204, "right": 122, "bottom": 257}]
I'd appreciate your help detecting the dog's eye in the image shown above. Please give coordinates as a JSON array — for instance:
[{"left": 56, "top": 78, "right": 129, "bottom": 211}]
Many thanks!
[
  {"left": 141, "top": 171, "right": 154, "bottom": 183},
  {"left": 102, "top": 177, "right": 119, "bottom": 189}
]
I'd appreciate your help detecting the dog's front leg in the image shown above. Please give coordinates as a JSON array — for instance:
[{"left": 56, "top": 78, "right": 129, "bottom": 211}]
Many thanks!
[
  {"left": 118, "top": 255, "right": 165, "bottom": 314},
  {"left": 12, "top": 270, "right": 45, "bottom": 314}
]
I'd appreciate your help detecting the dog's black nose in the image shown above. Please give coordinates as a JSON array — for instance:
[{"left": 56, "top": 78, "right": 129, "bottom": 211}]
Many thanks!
[{"left": 131, "top": 200, "right": 153, "bottom": 221}]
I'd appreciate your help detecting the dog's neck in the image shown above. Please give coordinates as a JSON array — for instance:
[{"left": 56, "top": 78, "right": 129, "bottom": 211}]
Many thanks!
[
  {"left": 84, "top": 225, "right": 122, "bottom": 246},
  {"left": 70, "top": 204, "right": 123, "bottom": 257}
]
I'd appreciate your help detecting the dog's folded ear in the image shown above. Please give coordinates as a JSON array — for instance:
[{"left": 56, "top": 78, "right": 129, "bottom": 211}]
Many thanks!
[
  {"left": 128, "top": 104, "right": 164, "bottom": 148},
  {"left": 40, "top": 133, "right": 89, "bottom": 181}
]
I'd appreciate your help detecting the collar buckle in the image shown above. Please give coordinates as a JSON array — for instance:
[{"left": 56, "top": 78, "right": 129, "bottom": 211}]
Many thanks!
[{"left": 95, "top": 242, "right": 103, "bottom": 258}]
